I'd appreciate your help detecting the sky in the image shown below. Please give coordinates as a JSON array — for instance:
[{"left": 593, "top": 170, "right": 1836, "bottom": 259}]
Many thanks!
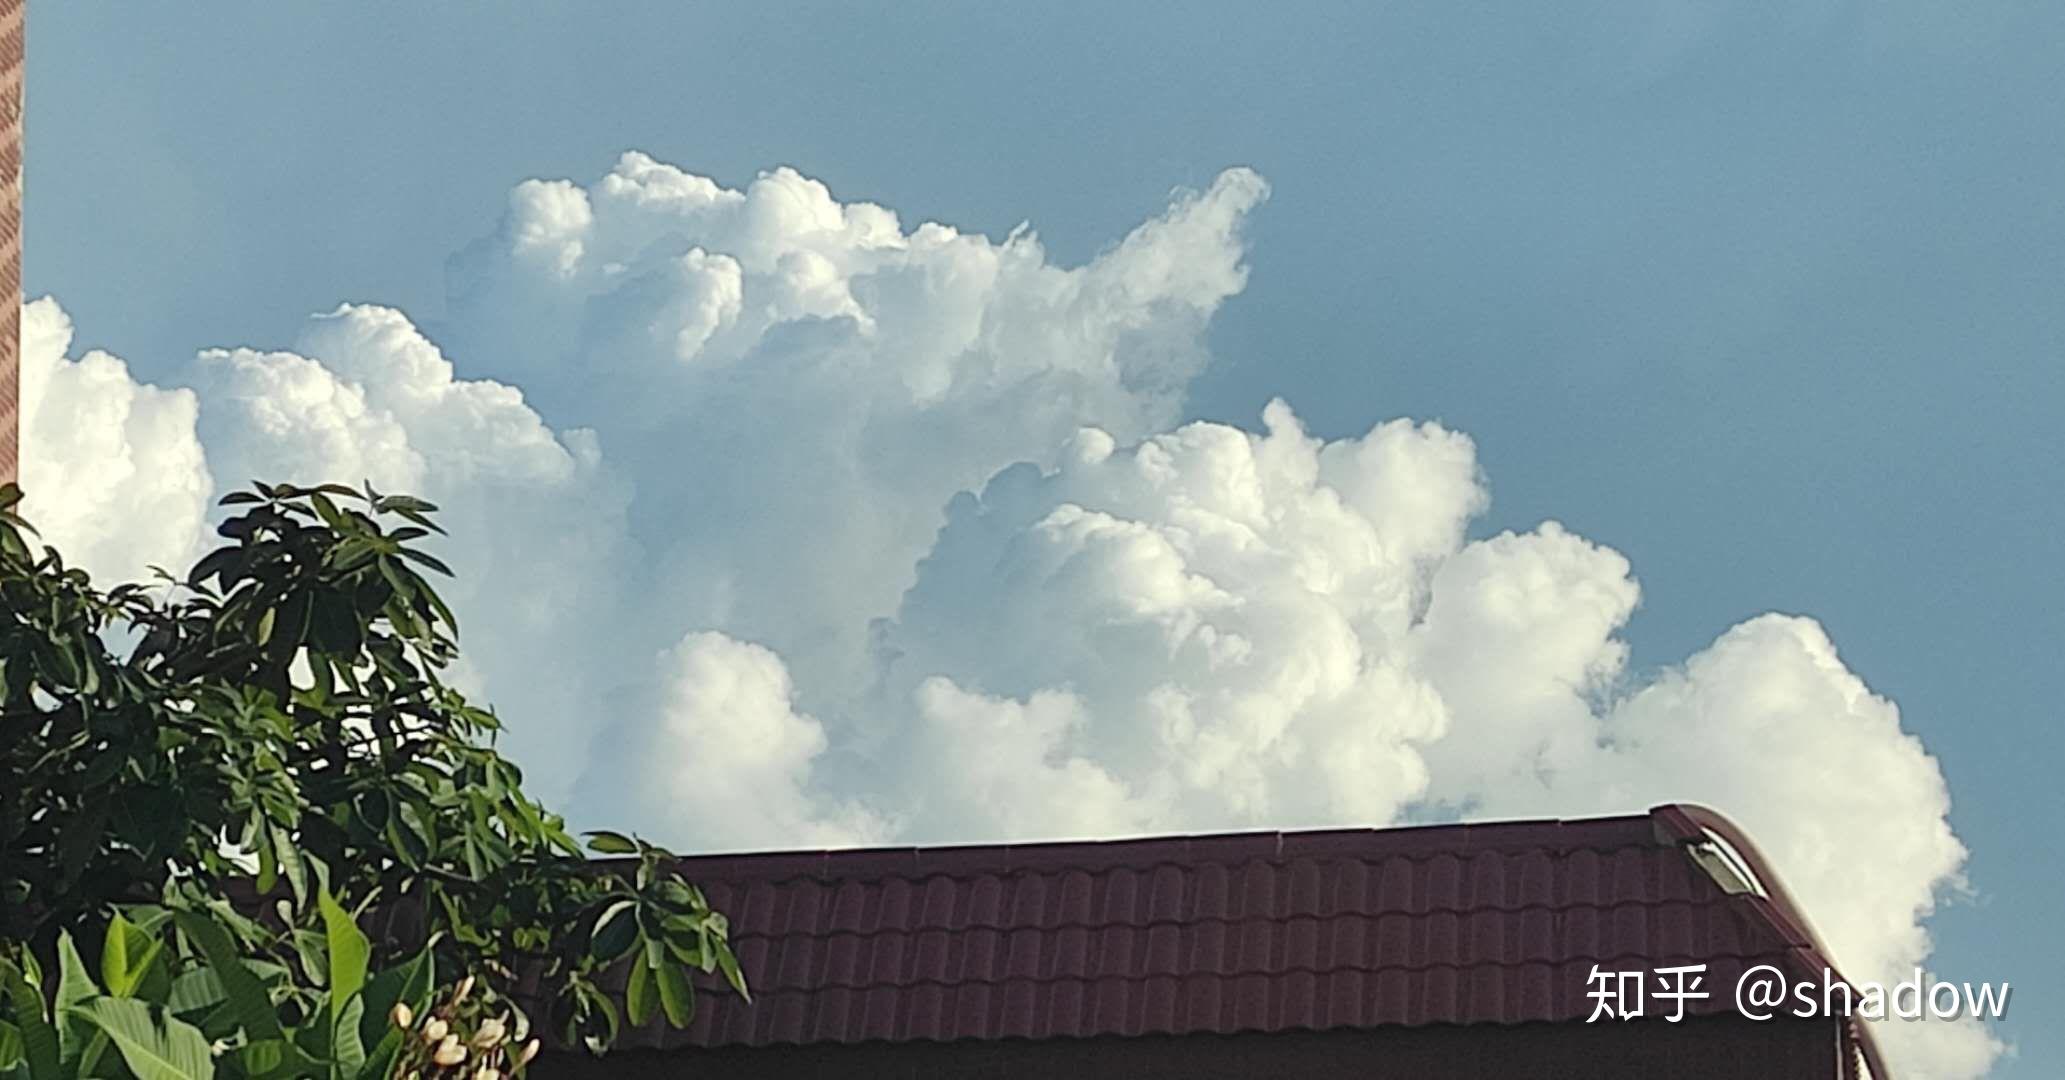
[{"left": 24, "top": 3, "right": 2063, "bottom": 1075}]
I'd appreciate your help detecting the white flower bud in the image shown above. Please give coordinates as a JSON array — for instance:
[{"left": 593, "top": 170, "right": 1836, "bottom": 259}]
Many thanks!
[
  {"left": 390, "top": 1002, "right": 414, "bottom": 1030},
  {"left": 433, "top": 1034, "right": 467, "bottom": 1066},
  {"left": 421, "top": 1018, "right": 449, "bottom": 1043}
]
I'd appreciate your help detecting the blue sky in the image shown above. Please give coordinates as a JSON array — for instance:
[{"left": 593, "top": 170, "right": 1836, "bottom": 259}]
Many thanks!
[{"left": 27, "top": 4, "right": 2059, "bottom": 1073}]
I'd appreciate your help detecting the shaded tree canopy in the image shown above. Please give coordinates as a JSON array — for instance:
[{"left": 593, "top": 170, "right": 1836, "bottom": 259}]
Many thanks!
[{"left": 1, "top": 481, "right": 743, "bottom": 1078}]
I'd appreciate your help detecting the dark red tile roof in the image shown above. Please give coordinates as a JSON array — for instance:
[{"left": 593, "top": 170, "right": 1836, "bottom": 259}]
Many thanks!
[{"left": 598, "top": 804, "right": 1861, "bottom": 1056}]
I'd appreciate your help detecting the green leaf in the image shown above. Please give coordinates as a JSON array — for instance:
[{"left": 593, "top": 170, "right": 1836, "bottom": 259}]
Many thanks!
[
  {"left": 583, "top": 830, "right": 637, "bottom": 855},
  {"left": 273, "top": 824, "right": 309, "bottom": 911},
  {"left": 328, "top": 992, "right": 366, "bottom": 1077},
  {"left": 165, "top": 967, "right": 227, "bottom": 1018},
  {"left": 376, "top": 557, "right": 415, "bottom": 603},
  {"left": 625, "top": 955, "right": 656, "bottom": 1026},
  {"left": 0, "top": 960, "right": 60, "bottom": 1078},
  {"left": 575, "top": 981, "right": 621, "bottom": 1054},
  {"left": 309, "top": 590, "right": 363, "bottom": 653},
  {"left": 44, "top": 639, "right": 82, "bottom": 686},
  {"left": 357, "top": 948, "right": 433, "bottom": 1077},
  {"left": 663, "top": 935, "right": 703, "bottom": 969},
  {"left": 128, "top": 951, "right": 173, "bottom": 1009},
  {"left": 357, "top": 1034, "right": 404, "bottom": 1080},
  {"left": 310, "top": 492, "right": 346, "bottom": 530},
  {"left": 257, "top": 827, "right": 279, "bottom": 896},
  {"left": 101, "top": 913, "right": 167, "bottom": 999},
  {"left": 589, "top": 900, "right": 640, "bottom": 965},
  {"left": 291, "top": 929, "right": 331, "bottom": 989},
  {"left": 351, "top": 790, "right": 391, "bottom": 835},
  {"left": 173, "top": 912, "right": 284, "bottom": 1042},
  {"left": 319, "top": 890, "right": 370, "bottom": 1022},
  {"left": 56, "top": 931, "right": 99, "bottom": 1013},
  {"left": 714, "top": 943, "right": 750, "bottom": 1001},
  {"left": 374, "top": 495, "right": 438, "bottom": 514},
  {"left": 654, "top": 959, "right": 694, "bottom": 1028},
  {"left": 0, "top": 1020, "right": 24, "bottom": 1071},
  {"left": 64, "top": 997, "right": 214, "bottom": 1080},
  {"left": 186, "top": 546, "right": 239, "bottom": 589},
  {"left": 391, "top": 506, "right": 447, "bottom": 536},
  {"left": 239, "top": 1038, "right": 288, "bottom": 1076},
  {"left": 55, "top": 801, "right": 109, "bottom": 890},
  {"left": 394, "top": 547, "right": 452, "bottom": 576},
  {"left": 73, "top": 1028, "right": 112, "bottom": 1078}
]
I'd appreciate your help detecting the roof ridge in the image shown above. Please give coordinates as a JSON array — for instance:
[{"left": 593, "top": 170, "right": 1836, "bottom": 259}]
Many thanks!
[
  {"left": 660, "top": 814, "right": 1668, "bottom": 884},
  {"left": 723, "top": 895, "right": 1744, "bottom": 942},
  {"left": 683, "top": 841, "right": 1693, "bottom": 890}
]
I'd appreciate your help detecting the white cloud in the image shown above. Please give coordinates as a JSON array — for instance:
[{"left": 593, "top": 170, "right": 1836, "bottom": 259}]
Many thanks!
[
  {"left": 438, "top": 156, "right": 1269, "bottom": 719},
  {"left": 576, "top": 632, "right": 884, "bottom": 851},
  {"left": 870, "top": 400, "right": 1995, "bottom": 1075},
  {"left": 876, "top": 402, "right": 1463, "bottom": 832},
  {"left": 19, "top": 298, "right": 212, "bottom": 581},
  {"left": 18, "top": 155, "right": 1994, "bottom": 1076},
  {"left": 1575, "top": 616, "right": 1998, "bottom": 1075},
  {"left": 904, "top": 678, "right": 1158, "bottom": 841},
  {"left": 1410, "top": 520, "right": 1639, "bottom": 806}
]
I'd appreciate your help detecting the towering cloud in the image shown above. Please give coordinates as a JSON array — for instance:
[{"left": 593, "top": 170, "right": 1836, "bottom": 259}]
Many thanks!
[
  {"left": 19, "top": 155, "right": 1996, "bottom": 1075},
  {"left": 441, "top": 154, "right": 1271, "bottom": 714},
  {"left": 865, "top": 400, "right": 1989, "bottom": 1073}
]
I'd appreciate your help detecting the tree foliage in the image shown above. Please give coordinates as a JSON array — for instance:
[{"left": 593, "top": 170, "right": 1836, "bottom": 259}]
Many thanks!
[{"left": 0, "top": 481, "right": 745, "bottom": 1078}]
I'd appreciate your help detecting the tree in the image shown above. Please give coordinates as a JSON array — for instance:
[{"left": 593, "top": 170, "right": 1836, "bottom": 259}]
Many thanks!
[{"left": 0, "top": 481, "right": 745, "bottom": 1078}]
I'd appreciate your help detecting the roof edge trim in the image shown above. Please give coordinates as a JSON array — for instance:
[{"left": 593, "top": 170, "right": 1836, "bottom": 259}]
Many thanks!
[{"left": 1649, "top": 804, "right": 1892, "bottom": 1080}]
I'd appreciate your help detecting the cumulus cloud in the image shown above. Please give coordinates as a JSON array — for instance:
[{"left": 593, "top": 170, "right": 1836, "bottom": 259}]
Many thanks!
[
  {"left": 442, "top": 154, "right": 1270, "bottom": 710},
  {"left": 869, "top": 399, "right": 1994, "bottom": 1072},
  {"left": 577, "top": 632, "right": 884, "bottom": 851},
  {"left": 20, "top": 298, "right": 211, "bottom": 580},
  {"left": 875, "top": 402, "right": 1465, "bottom": 832},
  {"left": 19, "top": 154, "right": 1994, "bottom": 1075}
]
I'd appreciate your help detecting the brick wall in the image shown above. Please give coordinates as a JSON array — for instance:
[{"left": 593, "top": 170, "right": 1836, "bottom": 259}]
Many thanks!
[{"left": 0, "top": 0, "right": 20, "bottom": 484}]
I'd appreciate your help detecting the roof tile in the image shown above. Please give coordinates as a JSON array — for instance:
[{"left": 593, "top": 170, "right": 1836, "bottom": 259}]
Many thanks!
[{"left": 578, "top": 808, "right": 1846, "bottom": 1050}]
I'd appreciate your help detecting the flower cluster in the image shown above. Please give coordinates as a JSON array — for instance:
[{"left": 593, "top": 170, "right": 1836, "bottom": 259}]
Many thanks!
[{"left": 389, "top": 976, "right": 542, "bottom": 1079}]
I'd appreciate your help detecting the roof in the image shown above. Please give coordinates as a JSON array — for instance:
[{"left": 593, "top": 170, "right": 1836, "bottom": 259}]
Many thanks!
[{"left": 584, "top": 803, "right": 1878, "bottom": 1071}]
